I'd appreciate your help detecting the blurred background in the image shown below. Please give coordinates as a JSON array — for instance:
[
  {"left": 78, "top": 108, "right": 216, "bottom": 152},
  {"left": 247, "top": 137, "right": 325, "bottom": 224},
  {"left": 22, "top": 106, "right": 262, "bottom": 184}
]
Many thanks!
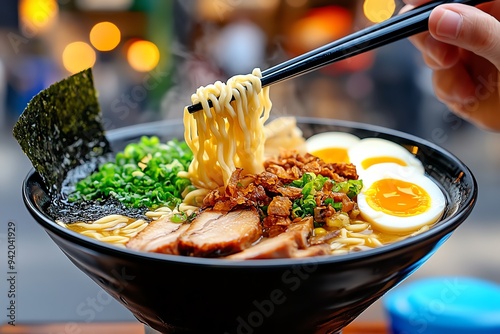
[{"left": 1, "top": 0, "right": 499, "bottom": 327}]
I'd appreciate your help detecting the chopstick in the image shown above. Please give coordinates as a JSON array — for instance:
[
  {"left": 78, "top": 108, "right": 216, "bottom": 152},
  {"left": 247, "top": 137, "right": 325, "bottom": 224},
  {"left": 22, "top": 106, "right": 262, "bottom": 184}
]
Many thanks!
[{"left": 187, "top": 0, "right": 491, "bottom": 114}]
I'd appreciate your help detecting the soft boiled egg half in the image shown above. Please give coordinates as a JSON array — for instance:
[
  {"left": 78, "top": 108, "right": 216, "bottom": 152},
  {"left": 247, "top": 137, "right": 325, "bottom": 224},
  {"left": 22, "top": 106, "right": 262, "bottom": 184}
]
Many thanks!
[
  {"left": 305, "top": 132, "right": 360, "bottom": 163},
  {"left": 305, "top": 132, "right": 445, "bottom": 233},
  {"left": 357, "top": 163, "right": 446, "bottom": 233},
  {"left": 348, "top": 138, "right": 424, "bottom": 177}
]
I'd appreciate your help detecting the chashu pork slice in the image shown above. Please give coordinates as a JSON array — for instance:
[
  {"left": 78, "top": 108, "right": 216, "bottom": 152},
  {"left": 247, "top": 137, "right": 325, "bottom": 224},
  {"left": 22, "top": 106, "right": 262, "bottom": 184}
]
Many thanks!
[
  {"left": 287, "top": 217, "right": 314, "bottom": 248},
  {"left": 226, "top": 232, "right": 300, "bottom": 260},
  {"left": 292, "top": 244, "right": 331, "bottom": 258},
  {"left": 177, "top": 208, "right": 262, "bottom": 257},
  {"left": 126, "top": 214, "right": 189, "bottom": 254},
  {"left": 226, "top": 217, "right": 317, "bottom": 260}
]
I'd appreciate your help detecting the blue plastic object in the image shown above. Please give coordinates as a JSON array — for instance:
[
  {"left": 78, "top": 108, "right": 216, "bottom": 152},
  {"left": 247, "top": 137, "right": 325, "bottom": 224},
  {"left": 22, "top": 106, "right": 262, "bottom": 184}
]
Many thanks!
[{"left": 384, "top": 277, "right": 500, "bottom": 334}]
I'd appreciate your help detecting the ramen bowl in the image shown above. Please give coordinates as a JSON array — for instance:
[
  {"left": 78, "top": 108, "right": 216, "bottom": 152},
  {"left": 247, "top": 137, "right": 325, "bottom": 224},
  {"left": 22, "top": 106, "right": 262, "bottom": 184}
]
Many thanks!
[{"left": 22, "top": 117, "right": 477, "bottom": 334}]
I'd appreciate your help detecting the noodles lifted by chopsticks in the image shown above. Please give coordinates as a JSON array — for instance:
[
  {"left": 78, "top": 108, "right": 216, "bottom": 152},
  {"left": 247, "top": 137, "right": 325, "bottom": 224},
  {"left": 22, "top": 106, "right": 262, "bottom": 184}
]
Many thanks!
[{"left": 181, "top": 68, "right": 272, "bottom": 190}]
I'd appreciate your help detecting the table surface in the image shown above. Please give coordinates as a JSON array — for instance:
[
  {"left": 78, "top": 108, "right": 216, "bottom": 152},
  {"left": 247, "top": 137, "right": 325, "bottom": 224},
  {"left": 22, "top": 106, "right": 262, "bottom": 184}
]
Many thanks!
[{"left": 0, "top": 321, "right": 388, "bottom": 333}]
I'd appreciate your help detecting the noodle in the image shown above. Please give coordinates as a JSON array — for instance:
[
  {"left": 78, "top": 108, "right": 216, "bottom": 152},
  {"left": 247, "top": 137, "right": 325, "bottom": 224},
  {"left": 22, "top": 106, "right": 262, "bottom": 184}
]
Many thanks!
[
  {"left": 145, "top": 207, "right": 174, "bottom": 219},
  {"left": 181, "top": 188, "right": 209, "bottom": 209},
  {"left": 181, "top": 68, "right": 272, "bottom": 190},
  {"left": 58, "top": 215, "right": 148, "bottom": 246},
  {"left": 345, "top": 223, "right": 369, "bottom": 233},
  {"left": 366, "top": 238, "right": 383, "bottom": 247}
]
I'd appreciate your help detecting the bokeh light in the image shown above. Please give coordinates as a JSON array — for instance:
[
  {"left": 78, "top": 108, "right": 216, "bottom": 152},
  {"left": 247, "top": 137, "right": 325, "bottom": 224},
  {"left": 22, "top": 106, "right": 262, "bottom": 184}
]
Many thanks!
[
  {"left": 90, "top": 21, "right": 121, "bottom": 52},
  {"left": 126, "top": 40, "right": 160, "bottom": 72},
  {"left": 363, "top": 0, "right": 396, "bottom": 23},
  {"left": 62, "top": 42, "right": 96, "bottom": 74},
  {"left": 286, "top": 0, "right": 308, "bottom": 8},
  {"left": 19, "top": 0, "right": 59, "bottom": 32},
  {"left": 287, "top": 6, "right": 353, "bottom": 55}
]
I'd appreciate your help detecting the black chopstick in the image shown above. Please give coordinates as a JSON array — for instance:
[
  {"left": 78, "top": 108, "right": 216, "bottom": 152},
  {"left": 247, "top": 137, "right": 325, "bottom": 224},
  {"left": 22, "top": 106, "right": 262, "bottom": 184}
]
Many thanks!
[{"left": 187, "top": 0, "right": 491, "bottom": 113}]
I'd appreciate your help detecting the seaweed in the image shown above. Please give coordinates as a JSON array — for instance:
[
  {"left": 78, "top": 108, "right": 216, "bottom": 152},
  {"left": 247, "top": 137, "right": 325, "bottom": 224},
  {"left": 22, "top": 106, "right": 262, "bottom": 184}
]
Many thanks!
[
  {"left": 13, "top": 68, "right": 111, "bottom": 196},
  {"left": 48, "top": 197, "right": 148, "bottom": 224}
]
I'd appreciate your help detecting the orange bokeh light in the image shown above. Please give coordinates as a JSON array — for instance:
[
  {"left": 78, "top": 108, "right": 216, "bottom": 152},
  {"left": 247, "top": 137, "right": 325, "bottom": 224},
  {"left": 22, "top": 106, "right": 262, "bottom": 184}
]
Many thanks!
[
  {"left": 287, "top": 6, "right": 353, "bottom": 56},
  {"left": 62, "top": 42, "right": 96, "bottom": 74},
  {"left": 363, "top": 0, "right": 396, "bottom": 23},
  {"left": 126, "top": 40, "right": 160, "bottom": 72},
  {"left": 90, "top": 21, "right": 121, "bottom": 52},
  {"left": 19, "top": 0, "right": 58, "bottom": 32}
]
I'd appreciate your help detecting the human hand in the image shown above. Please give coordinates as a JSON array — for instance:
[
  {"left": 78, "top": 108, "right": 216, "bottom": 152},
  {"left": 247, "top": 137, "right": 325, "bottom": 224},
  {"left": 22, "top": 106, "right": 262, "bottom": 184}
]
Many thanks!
[{"left": 402, "top": 0, "right": 500, "bottom": 131}]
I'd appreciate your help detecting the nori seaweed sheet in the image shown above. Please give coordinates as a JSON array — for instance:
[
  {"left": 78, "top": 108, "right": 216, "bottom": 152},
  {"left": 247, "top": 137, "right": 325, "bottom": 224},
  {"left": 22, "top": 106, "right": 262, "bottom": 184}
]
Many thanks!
[
  {"left": 48, "top": 197, "right": 148, "bottom": 224},
  {"left": 13, "top": 68, "right": 111, "bottom": 195},
  {"left": 13, "top": 68, "right": 150, "bottom": 223},
  {"left": 50, "top": 157, "right": 149, "bottom": 223}
]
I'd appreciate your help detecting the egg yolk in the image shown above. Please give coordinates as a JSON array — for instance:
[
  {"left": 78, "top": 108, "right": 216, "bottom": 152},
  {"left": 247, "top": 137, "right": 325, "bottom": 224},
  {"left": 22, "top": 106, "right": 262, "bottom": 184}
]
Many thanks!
[
  {"left": 365, "top": 178, "right": 430, "bottom": 217},
  {"left": 312, "top": 147, "right": 350, "bottom": 163},
  {"left": 361, "top": 156, "right": 407, "bottom": 170}
]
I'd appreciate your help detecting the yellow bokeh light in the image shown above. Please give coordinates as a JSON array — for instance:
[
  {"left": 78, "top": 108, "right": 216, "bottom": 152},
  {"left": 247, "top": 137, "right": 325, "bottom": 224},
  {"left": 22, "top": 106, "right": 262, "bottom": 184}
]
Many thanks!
[
  {"left": 62, "top": 42, "right": 96, "bottom": 74},
  {"left": 127, "top": 40, "right": 160, "bottom": 72},
  {"left": 19, "top": 0, "right": 59, "bottom": 32},
  {"left": 90, "top": 21, "right": 121, "bottom": 52},
  {"left": 363, "top": 0, "right": 396, "bottom": 23}
]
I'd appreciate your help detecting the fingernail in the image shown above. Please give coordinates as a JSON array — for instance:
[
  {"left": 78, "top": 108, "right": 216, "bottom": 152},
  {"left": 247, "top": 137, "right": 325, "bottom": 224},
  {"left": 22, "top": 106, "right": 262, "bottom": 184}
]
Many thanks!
[{"left": 436, "top": 9, "right": 463, "bottom": 39}]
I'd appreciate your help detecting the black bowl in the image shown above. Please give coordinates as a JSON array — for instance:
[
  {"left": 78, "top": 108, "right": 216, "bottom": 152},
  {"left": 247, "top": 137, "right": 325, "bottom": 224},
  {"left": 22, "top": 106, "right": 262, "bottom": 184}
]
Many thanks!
[{"left": 22, "top": 118, "right": 477, "bottom": 334}]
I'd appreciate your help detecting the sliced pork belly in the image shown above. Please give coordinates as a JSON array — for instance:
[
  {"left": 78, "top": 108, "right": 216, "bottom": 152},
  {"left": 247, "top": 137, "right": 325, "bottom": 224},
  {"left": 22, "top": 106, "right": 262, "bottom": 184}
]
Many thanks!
[
  {"left": 287, "top": 217, "right": 313, "bottom": 248},
  {"left": 292, "top": 244, "right": 331, "bottom": 258},
  {"left": 126, "top": 215, "right": 189, "bottom": 254},
  {"left": 177, "top": 208, "right": 262, "bottom": 257},
  {"left": 225, "top": 232, "right": 300, "bottom": 260},
  {"left": 227, "top": 217, "right": 319, "bottom": 260}
]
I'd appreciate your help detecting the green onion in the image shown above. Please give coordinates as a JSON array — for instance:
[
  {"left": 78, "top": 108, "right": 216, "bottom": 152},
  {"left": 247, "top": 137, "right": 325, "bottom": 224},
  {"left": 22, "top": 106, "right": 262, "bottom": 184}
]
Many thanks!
[
  {"left": 287, "top": 173, "right": 363, "bottom": 219},
  {"left": 69, "top": 136, "right": 193, "bottom": 210},
  {"left": 171, "top": 212, "right": 187, "bottom": 223}
]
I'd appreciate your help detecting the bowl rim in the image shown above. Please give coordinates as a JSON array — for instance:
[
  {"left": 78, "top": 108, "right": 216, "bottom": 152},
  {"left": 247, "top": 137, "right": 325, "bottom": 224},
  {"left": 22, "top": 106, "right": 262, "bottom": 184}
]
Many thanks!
[{"left": 22, "top": 117, "right": 478, "bottom": 268}]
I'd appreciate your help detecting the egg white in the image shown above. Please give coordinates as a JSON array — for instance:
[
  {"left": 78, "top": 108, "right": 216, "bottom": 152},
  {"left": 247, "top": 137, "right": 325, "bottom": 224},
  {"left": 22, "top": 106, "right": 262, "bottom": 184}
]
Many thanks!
[
  {"left": 348, "top": 138, "right": 424, "bottom": 177},
  {"left": 357, "top": 163, "right": 446, "bottom": 233},
  {"left": 305, "top": 132, "right": 360, "bottom": 163}
]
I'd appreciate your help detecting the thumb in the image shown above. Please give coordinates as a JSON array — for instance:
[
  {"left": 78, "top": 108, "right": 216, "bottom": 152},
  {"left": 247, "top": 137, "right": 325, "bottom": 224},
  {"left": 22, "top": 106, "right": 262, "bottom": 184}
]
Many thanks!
[{"left": 428, "top": 4, "right": 500, "bottom": 69}]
